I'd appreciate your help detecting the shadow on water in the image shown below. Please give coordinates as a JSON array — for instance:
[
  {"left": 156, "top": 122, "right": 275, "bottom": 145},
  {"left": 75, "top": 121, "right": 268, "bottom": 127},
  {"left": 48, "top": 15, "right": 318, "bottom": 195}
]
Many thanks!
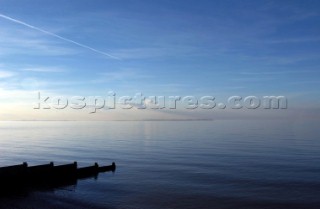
[{"left": 0, "top": 191, "right": 116, "bottom": 209}]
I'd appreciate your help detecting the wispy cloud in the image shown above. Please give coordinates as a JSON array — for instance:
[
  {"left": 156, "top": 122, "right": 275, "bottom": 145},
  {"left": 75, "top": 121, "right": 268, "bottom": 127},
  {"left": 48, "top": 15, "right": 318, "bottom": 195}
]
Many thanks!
[
  {"left": 0, "top": 29, "right": 78, "bottom": 56},
  {"left": 22, "top": 67, "right": 65, "bottom": 73},
  {"left": 240, "top": 70, "right": 319, "bottom": 75},
  {"left": 0, "top": 70, "right": 15, "bottom": 78},
  {"left": 264, "top": 37, "right": 320, "bottom": 44},
  {"left": 288, "top": 80, "right": 320, "bottom": 85},
  {"left": 95, "top": 68, "right": 153, "bottom": 82},
  {"left": 112, "top": 46, "right": 201, "bottom": 60},
  {"left": 0, "top": 13, "right": 119, "bottom": 59}
]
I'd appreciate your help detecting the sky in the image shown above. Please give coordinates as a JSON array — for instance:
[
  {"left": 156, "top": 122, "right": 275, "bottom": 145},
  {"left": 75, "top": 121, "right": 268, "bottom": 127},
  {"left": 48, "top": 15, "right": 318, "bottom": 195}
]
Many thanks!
[{"left": 0, "top": 0, "right": 319, "bottom": 120}]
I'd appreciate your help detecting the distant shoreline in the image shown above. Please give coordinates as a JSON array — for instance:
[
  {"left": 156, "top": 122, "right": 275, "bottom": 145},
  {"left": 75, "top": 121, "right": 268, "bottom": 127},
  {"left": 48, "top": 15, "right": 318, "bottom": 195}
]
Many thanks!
[{"left": 0, "top": 119, "right": 214, "bottom": 122}]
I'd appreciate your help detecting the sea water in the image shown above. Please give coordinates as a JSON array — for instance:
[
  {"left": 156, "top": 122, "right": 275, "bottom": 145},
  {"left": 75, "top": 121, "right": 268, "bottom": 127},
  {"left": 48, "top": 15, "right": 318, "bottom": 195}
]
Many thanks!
[{"left": 0, "top": 120, "right": 319, "bottom": 209}]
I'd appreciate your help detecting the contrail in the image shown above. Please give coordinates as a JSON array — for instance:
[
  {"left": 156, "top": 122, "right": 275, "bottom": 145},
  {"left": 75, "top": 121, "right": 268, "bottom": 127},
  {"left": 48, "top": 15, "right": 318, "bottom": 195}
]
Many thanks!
[{"left": 0, "top": 13, "right": 120, "bottom": 60}]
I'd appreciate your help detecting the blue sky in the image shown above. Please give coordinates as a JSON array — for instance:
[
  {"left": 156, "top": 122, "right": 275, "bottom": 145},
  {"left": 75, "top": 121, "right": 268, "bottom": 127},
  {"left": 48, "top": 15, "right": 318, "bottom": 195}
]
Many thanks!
[{"left": 0, "top": 0, "right": 319, "bottom": 120}]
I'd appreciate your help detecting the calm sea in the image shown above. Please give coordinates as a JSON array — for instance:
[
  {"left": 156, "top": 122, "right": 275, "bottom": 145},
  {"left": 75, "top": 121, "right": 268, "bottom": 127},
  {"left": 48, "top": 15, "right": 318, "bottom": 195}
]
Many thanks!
[{"left": 0, "top": 120, "right": 319, "bottom": 209}]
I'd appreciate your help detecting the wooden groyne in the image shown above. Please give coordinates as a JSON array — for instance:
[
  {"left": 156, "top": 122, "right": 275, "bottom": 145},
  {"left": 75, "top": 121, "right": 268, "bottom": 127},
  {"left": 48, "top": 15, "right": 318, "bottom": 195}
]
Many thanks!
[{"left": 0, "top": 162, "right": 116, "bottom": 194}]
